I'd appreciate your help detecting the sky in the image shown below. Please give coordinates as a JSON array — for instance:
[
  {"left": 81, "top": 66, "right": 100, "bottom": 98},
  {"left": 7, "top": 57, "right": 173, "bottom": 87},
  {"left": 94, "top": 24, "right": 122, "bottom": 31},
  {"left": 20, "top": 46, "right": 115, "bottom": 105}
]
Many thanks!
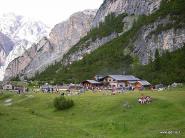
[{"left": 0, "top": 0, "right": 103, "bottom": 26}]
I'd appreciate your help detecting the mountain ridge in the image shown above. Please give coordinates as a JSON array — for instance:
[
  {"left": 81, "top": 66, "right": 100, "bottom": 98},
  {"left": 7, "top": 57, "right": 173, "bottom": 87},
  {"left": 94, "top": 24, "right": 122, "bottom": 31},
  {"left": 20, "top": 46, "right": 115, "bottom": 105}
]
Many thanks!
[{"left": 4, "top": 10, "right": 97, "bottom": 80}]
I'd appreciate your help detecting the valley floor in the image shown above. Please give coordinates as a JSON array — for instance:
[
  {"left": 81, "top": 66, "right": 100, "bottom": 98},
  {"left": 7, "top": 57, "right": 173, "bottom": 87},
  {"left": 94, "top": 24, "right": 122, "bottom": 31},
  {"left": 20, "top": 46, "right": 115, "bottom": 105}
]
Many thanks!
[{"left": 0, "top": 88, "right": 185, "bottom": 138}]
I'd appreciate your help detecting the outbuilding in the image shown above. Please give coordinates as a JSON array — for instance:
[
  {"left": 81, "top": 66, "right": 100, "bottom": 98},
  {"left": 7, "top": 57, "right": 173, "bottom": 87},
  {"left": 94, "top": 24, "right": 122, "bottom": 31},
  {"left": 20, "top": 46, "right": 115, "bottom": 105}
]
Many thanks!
[
  {"left": 82, "top": 80, "right": 102, "bottom": 89},
  {"left": 134, "top": 80, "right": 151, "bottom": 90}
]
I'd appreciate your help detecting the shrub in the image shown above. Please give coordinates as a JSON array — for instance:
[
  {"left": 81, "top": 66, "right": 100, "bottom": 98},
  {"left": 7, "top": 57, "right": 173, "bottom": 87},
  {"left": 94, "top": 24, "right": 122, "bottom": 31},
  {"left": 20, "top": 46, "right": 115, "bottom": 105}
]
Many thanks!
[{"left": 53, "top": 96, "right": 74, "bottom": 110}]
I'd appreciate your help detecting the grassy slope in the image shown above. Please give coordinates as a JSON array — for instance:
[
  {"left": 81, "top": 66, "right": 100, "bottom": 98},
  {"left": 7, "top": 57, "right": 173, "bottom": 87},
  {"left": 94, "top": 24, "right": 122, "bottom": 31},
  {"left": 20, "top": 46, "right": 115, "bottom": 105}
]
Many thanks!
[{"left": 0, "top": 88, "right": 185, "bottom": 138}]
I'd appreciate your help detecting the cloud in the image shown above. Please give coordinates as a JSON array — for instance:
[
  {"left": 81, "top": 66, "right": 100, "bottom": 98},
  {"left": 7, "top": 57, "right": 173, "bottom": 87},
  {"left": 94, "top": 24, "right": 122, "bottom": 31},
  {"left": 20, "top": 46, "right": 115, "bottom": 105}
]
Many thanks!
[{"left": 0, "top": 0, "right": 103, "bottom": 26}]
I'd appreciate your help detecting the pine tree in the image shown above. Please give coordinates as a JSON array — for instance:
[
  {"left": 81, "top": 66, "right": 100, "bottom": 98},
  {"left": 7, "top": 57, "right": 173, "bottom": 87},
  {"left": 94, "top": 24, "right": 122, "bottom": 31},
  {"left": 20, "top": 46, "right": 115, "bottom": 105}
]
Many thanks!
[{"left": 154, "top": 49, "right": 161, "bottom": 70}]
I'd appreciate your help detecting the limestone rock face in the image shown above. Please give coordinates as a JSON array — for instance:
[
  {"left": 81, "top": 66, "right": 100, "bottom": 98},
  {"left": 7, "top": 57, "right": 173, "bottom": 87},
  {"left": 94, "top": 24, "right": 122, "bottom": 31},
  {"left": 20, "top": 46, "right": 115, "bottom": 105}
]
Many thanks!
[
  {"left": 133, "top": 18, "right": 185, "bottom": 64},
  {"left": 49, "top": 10, "right": 97, "bottom": 54},
  {"left": 92, "top": 0, "right": 162, "bottom": 27},
  {"left": 4, "top": 44, "right": 37, "bottom": 80},
  {"left": 4, "top": 37, "right": 54, "bottom": 80}
]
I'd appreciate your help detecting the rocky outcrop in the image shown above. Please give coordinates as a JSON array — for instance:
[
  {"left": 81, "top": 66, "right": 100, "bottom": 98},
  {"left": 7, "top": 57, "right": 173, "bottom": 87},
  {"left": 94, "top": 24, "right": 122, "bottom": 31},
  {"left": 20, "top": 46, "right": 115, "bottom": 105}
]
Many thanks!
[
  {"left": 4, "top": 10, "right": 97, "bottom": 80},
  {"left": 4, "top": 37, "right": 53, "bottom": 80},
  {"left": 92, "top": 0, "right": 162, "bottom": 27},
  {"left": 49, "top": 10, "right": 97, "bottom": 53},
  {"left": 133, "top": 18, "right": 185, "bottom": 64},
  {"left": 4, "top": 44, "right": 37, "bottom": 80},
  {"left": 62, "top": 33, "right": 118, "bottom": 65},
  {"left": 23, "top": 37, "right": 54, "bottom": 78}
]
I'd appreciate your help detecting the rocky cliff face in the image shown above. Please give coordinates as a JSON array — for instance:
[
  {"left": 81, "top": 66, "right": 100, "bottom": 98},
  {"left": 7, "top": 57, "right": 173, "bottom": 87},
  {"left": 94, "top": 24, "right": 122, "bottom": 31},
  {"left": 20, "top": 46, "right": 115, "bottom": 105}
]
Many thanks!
[
  {"left": 4, "top": 37, "right": 53, "bottom": 80},
  {"left": 4, "top": 10, "right": 97, "bottom": 80},
  {"left": 22, "top": 37, "right": 54, "bottom": 78},
  {"left": 4, "top": 44, "right": 37, "bottom": 79},
  {"left": 92, "top": 0, "right": 162, "bottom": 27},
  {"left": 62, "top": 0, "right": 163, "bottom": 65},
  {"left": 133, "top": 18, "right": 185, "bottom": 64},
  {"left": 49, "top": 10, "right": 97, "bottom": 56}
]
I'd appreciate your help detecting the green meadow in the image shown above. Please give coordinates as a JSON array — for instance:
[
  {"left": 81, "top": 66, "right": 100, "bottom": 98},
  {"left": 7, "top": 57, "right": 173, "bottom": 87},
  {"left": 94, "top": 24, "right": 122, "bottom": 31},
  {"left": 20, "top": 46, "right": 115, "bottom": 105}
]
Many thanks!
[{"left": 0, "top": 88, "right": 185, "bottom": 138}]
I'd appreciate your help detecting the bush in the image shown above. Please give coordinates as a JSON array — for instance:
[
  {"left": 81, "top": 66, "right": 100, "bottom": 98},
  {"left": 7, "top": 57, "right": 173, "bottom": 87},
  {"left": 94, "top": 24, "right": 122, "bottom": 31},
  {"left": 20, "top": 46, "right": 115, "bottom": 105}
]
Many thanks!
[{"left": 53, "top": 96, "right": 74, "bottom": 110}]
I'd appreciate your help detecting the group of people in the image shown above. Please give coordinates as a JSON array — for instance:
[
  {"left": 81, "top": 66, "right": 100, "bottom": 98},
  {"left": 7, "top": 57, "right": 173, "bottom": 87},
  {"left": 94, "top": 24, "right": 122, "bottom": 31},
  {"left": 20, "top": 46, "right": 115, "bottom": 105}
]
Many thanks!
[{"left": 138, "top": 95, "right": 152, "bottom": 104}]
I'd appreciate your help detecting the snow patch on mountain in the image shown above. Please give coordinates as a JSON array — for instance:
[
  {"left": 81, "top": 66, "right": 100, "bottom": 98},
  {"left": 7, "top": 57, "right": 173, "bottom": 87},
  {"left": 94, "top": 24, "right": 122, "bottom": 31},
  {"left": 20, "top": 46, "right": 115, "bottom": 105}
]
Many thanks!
[{"left": 0, "top": 13, "right": 51, "bottom": 81}]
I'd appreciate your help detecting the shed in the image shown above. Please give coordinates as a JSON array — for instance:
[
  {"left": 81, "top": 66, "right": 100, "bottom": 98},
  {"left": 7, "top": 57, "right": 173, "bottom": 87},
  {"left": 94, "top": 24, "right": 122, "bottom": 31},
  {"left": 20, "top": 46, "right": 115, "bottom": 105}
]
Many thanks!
[
  {"left": 82, "top": 80, "right": 102, "bottom": 89},
  {"left": 135, "top": 80, "right": 151, "bottom": 90}
]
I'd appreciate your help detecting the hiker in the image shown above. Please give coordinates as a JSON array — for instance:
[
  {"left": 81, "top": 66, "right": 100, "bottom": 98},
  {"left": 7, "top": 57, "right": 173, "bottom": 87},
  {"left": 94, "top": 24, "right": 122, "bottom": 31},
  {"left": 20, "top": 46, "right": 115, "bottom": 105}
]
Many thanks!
[
  {"left": 56, "top": 88, "right": 59, "bottom": 93},
  {"left": 145, "top": 96, "right": 152, "bottom": 104},
  {"left": 138, "top": 98, "right": 143, "bottom": 104},
  {"left": 18, "top": 89, "right": 21, "bottom": 94},
  {"left": 138, "top": 97, "right": 145, "bottom": 104},
  {"left": 121, "top": 87, "right": 125, "bottom": 93},
  {"left": 51, "top": 88, "right": 54, "bottom": 93},
  {"left": 112, "top": 86, "right": 116, "bottom": 95}
]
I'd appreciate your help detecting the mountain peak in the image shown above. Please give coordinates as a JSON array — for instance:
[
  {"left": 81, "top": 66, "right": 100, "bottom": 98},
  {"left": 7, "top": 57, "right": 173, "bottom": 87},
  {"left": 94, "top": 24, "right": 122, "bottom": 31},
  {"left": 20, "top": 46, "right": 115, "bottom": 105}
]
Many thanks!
[
  {"left": 0, "top": 13, "right": 52, "bottom": 81},
  {"left": 0, "top": 13, "right": 51, "bottom": 41}
]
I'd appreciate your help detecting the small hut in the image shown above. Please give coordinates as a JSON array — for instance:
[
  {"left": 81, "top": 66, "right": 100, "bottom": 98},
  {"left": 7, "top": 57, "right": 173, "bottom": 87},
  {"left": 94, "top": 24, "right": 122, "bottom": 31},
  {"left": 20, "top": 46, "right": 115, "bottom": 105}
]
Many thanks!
[
  {"left": 82, "top": 80, "right": 102, "bottom": 89},
  {"left": 3, "top": 83, "right": 14, "bottom": 90},
  {"left": 134, "top": 80, "right": 151, "bottom": 90}
]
